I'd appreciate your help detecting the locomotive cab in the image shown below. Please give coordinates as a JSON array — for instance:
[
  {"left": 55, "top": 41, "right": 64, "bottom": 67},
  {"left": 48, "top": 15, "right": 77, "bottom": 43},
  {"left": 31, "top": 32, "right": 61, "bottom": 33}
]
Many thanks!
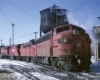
[{"left": 52, "top": 24, "right": 91, "bottom": 71}]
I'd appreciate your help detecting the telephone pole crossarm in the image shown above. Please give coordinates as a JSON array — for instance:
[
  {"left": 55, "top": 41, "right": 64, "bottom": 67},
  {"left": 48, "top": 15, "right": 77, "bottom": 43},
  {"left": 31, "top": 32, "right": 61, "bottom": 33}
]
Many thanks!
[{"left": 33, "top": 32, "right": 38, "bottom": 40}]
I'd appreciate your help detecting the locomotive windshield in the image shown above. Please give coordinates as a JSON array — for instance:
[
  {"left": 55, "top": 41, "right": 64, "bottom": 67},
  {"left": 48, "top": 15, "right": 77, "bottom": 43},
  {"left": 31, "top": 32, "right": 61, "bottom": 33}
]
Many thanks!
[
  {"left": 56, "top": 26, "right": 70, "bottom": 33},
  {"left": 71, "top": 25, "right": 85, "bottom": 33}
]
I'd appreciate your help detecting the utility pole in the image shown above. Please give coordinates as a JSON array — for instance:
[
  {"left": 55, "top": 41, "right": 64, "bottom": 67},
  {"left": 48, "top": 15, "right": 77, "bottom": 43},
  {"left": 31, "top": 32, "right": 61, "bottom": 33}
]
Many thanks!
[
  {"left": 9, "top": 38, "right": 11, "bottom": 46},
  {"left": 0, "top": 39, "right": 2, "bottom": 46},
  {"left": 12, "top": 23, "right": 15, "bottom": 45},
  {"left": 97, "top": 17, "right": 100, "bottom": 25},
  {"left": 2, "top": 43, "right": 4, "bottom": 46},
  {"left": 33, "top": 32, "right": 38, "bottom": 40}
]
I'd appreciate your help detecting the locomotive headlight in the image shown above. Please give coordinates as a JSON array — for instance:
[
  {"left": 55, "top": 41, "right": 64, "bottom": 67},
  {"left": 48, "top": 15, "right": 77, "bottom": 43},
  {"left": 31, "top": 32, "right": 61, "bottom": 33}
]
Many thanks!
[
  {"left": 75, "top": 30, "right": 79, "bottom": 35},
  {"left": 73, "top": 29, "right": 79, "bottom": 35},
  {"left": 58, "top": 38, "right": 68, "bottom": 43}
]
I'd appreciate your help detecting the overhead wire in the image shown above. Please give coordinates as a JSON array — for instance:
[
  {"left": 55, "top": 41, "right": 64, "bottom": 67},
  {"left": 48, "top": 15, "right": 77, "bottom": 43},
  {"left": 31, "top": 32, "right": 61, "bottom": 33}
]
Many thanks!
[
  {"left": 0, "top": 7, "right": 12, "bottom": 24},
  {"left": 68, "top": 0, "right": 91, "bottom": 25},
  {"left": 5, "top": 0, "right": 39, "bottom": 20},
  {"left": 14, "top": 26, "right": 27, "bottom": 35},
  {"left": 71, "top": 0, "right": 86, "bottom": 11},
  {"left": 15, "top": 33, "right": 33, "bottom": 39},
  {"left": 73, "top": 0, "right": 91, "bottom": 13},
  {"left": 0, "top": 6, "right": 33, "bottom": 41},
  {"left": 4, "top": 0, "right": 39, "bottom": 40}
]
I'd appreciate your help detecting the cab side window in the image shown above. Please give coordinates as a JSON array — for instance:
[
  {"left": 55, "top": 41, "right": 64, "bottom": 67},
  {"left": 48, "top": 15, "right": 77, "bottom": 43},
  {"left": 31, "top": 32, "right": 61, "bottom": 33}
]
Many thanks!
[{"left": 71, "top": 26, "right": 85, "bottom": 33}]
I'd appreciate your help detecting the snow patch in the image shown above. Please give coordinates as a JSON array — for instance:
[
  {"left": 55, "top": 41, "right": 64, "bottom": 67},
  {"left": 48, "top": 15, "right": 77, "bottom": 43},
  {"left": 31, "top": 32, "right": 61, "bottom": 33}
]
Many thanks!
[
  {"left": 91, "top": 56, "right": 96, "bottom": 63},
  {"left": 55, "top": 73, "right": 67, "bottom": 77},
  {"left": 31, "top": 72, "right": 60, "bottom": 80},
  {"left": 12, "top": 72, "right": 30, "bottom": 80},
  {"left": 81, "top": 73, "right": 97, "bottom": 78},
  {"left": 0, "top": 59, "right": 100, "bottom": 80},
  {"left": 0, "top": 59, "right": 42, "bottom": 69}
]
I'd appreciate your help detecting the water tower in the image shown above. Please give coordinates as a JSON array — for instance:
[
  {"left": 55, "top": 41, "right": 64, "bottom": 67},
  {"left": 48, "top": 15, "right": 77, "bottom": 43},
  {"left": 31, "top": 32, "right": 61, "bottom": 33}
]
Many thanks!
[{"left": 40, "top": 4, "right": 69, "bottom": 37}]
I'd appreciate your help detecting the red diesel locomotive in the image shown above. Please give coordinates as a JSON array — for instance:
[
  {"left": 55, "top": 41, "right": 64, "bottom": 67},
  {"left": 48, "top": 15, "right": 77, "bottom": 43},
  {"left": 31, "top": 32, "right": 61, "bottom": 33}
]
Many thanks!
[{"left": 34, "top": 24, "right": 91, "bottom": 71}]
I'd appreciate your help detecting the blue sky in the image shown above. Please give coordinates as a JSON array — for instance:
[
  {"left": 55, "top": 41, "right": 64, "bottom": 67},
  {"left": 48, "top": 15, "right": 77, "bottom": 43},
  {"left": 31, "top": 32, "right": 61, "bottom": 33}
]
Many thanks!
[{"left": 0, "top": 0, "right": 100, "bottom": 46}]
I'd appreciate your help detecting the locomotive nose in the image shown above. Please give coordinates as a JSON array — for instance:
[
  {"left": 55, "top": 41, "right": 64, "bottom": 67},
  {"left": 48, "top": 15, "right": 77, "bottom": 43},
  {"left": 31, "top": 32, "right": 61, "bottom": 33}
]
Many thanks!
[{"left": 72, "top": 37, "right": 84, "bottom": 54}]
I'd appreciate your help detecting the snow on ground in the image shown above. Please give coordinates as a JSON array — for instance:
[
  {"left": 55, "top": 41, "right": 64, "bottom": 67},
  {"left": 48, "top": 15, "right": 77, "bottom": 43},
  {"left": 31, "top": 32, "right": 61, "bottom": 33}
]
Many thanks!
[
  {"left": 31, "top": 72, "right": 59, "bottom": 80},
  {"left": 90, "top": 56, "right": 100, "bottom": 73},
  {"left": 0, "top": 56, "right": 100, "bottom": 80},
  {"left": 12, "top": 72, "right": 30, "bottom": 80},
  {"left": 0, "top": 59, "right": 62, "bottom": 80},
  {"left": 91, "top": 56, "right": 95, "bottom": 63}
]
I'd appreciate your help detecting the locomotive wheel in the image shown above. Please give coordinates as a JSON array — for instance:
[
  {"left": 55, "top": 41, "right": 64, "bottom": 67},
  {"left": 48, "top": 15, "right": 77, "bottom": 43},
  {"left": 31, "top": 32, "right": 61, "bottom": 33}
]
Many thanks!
[
  {"left": 39, "top": 58, "right": 42, "bottom": 64},
  {"left": 59, "top": 64, "right": 63, "bottom": 70},
  {"left": 37, "top": 58, "right": 40, "bottom": 64},
  {"left": 48, "top": 57, "right": 51, "bottom": 66},
  {"left": 30, "top": 57, "right": 33, "bottom": 63},
  {"left": 54, "top": 58, "right": 58, "bottom": 68},
  {"left": 35, "top": 57, "right": 39, "bottom": 64},
  {"left": 29, "top": 57, "right": 31, "bottom": 62},
  {"left": 22, "top": 57, "right": 24, "bottom": 61}
]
